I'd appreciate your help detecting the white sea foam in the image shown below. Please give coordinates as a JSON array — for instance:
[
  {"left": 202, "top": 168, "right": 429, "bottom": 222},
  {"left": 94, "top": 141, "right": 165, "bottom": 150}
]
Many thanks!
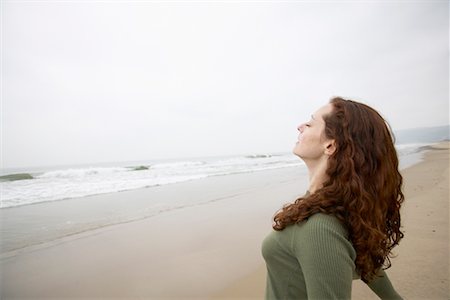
[
  {"left": 395, "top": 143, "right": 430, "bottom": 156},
  {"left": 0, "top": 153, "right": 302, "bottom": 208},
  {"left": 36, "top": 167, "right": 128, "bottom": 179}
]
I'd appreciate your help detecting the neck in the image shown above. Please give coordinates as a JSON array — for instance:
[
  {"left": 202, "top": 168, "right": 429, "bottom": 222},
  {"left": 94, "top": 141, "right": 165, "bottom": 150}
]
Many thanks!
[{"left": 304, "top": 157, "right": 329, "bottom": 194}]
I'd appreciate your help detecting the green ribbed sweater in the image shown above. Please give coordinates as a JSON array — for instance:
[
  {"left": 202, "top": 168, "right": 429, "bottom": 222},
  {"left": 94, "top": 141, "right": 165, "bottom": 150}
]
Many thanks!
[{"left": 262, "top": 213, "right": 402, "bottom": 300}]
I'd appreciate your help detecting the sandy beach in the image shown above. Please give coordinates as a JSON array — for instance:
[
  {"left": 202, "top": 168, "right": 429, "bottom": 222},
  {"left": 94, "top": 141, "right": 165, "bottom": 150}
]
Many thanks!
[{"left": 1, "top": 142, "right": 448, "bottom": 299}]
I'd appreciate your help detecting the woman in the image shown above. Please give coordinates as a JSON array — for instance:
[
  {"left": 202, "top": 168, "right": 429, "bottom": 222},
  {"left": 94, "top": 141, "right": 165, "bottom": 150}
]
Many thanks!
[{"left": 262, "top": 97, "right": 403, "bottom": 299}]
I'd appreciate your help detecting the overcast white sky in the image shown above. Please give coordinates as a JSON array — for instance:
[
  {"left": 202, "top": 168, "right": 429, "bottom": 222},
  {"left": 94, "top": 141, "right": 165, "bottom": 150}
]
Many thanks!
[{"left": 1, "top": 1, "right": 449, "bottom": 168}]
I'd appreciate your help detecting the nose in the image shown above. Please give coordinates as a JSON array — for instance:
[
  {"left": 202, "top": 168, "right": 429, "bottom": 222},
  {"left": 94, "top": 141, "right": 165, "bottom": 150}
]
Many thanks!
[{"left": 297, "top": 123, "right": 305, "bottom": 133}]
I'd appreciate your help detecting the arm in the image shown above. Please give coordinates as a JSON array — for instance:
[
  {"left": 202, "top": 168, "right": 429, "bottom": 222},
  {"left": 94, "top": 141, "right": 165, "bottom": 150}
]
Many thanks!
[
  {"left": 294, "top": 214, "right": 356, "bottom": 300},
  {"left": 366, "top": 269, "right": 403, "bottom": 300}
]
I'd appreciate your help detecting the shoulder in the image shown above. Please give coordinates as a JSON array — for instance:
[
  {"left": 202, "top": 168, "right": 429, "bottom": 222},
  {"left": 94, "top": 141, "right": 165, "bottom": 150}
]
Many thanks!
[
  {"left": 292, "top": 213, "right": 355, "bottom": 257},
  {"left": 299, "top": 213, "right": 348, "bottom": 238}
]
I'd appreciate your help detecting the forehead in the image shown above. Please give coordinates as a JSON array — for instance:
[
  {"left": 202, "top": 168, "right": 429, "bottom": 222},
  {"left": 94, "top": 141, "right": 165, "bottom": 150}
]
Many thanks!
[{"left": 313, "top": 103, "right": 333, "bottom": 119}]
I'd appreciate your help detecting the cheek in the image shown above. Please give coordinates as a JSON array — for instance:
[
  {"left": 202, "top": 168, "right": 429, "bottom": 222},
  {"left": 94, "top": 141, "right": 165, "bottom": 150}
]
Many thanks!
[
  {"left": 301, "top": 132, "right": 322, "bottom": 146},
  {"left": 301, "top": 133, "right": 314, "bottom": 143}
]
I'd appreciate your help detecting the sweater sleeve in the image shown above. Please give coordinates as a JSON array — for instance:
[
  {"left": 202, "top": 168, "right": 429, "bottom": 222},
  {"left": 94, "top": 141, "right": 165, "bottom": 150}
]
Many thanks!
[
  {"left": 294, "top": 214, "right": 356, "bottom": 300},
  {"left": 366, "top": 269, "right": 403, "bottom": 299}
]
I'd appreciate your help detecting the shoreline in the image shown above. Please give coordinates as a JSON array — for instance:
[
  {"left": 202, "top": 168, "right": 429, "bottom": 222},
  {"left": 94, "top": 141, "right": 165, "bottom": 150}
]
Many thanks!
[{"left": 0, "top": 165, "right": 309, "bottom": 257}]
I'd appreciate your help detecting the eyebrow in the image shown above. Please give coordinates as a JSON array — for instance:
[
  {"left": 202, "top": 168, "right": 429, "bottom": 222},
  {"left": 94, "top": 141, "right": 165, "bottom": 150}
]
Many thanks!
[{"left": 311, "top": 115, "right": 316, "bottom": 120}]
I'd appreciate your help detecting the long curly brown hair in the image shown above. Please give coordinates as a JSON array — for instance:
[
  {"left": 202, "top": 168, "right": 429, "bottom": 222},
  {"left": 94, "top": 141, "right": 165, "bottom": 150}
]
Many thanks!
[{"left": 273, "top": 97, "right": 404, "bottom": 282}]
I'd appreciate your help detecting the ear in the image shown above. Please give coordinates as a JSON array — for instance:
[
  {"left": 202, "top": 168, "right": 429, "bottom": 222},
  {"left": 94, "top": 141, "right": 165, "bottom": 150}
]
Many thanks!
[{"left": 324, "top": 140, "right": 336, "bottom": 156}]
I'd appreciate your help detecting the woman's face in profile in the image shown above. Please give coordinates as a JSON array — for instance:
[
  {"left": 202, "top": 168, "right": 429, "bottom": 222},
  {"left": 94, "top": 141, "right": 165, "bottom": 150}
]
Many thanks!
[{"left": 293, "top": 103, "right": 333, "bottom": 161}]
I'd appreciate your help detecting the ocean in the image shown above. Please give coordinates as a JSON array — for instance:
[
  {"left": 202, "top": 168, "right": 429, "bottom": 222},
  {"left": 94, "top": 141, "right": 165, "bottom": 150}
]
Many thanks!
[
  {"left": 1, "top": 141, "right": 446, "bottom": 209},
  {"left": 0, "top": 153, "right": 303, "bottom": 209},
  {"left": 0, "top": 143, "right": 438, "bottom": 209}
]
